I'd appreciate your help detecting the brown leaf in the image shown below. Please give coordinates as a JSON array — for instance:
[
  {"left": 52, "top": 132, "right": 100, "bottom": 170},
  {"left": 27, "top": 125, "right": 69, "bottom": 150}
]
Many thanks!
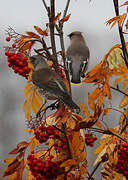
[
  {"left": 34, "top": 26, "right": 48, "bottom": 36},
  {"left": 26, "top": 31, "right": 40, "bottom": 38},
  {"left": 9, "top": 141, "right": 29, "bottom": 154},
  {"left": 60, "top": 14, "right": 71, "bottom": 22},
  {"left": 3, "top": 159, "right": 21, "bottom": 177},
  {"left": 60, "top": 159, "right": 77, "bottom": 167},
  {"left": 75, "top": 118, "right": 98, "bottom": 131},
  {"left": 14, "top": 159, "right": 25, "bottom": 180},
  {"left": 53, "top": 12, "right": 61, "bottom": 22}
]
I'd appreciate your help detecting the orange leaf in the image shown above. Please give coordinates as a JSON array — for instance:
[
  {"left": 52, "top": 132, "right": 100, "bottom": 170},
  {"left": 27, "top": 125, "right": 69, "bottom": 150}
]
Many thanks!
[
  {"left": 9, "top": 141, "right": 29, "bottom": 154},
  {"left": 34, "top": 26, "right": 48, "bottom": 36},
  {"left": 79, "top": 102, "right": 90, "bottom": 117},
  {"left": 4, "top": 157, "right": 16, "bottom": 165},
  {"left": 53, "top": 12, "right": 61, "bottom": 22},
  {"left": 60, "top": 14, "right": 71, "bottom": 22},
  {"left": 26, "top": 31, "right": 40, "bottom": 38},
  {"left": 60, "top": 159, "right": 77, "bottom": 167},
  {"left": 125, "top": 20, "right": 128, "bottom": 30},
  {"left": 104, "top": 108, "right": 111, "bottom": 116},
  {"left": 3, "top": 159, "right": 21, "bottom": 177}
]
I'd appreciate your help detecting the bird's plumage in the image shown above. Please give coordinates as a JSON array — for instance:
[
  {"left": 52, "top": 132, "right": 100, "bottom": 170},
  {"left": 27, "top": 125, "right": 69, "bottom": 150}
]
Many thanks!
[
  {"left": 67, "top": 31, "right": 90, "bottom": 83},
  {"left": 30, "top": 55, "right": 80, "bottom": 110}
]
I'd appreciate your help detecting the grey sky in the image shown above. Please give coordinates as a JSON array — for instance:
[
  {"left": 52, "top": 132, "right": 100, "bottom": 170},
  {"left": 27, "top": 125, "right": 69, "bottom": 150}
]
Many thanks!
[{"left": 0, "top": 0, "right": 127, "bottom": 179}]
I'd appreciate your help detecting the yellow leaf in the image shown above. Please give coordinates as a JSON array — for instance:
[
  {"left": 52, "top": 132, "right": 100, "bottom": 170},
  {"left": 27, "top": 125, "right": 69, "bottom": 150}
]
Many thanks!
[
  {"left": 24, "top": 83, "right": 34, "bottom": 97},
  {"left": 122, "top": 78, "right": 128, "bottom": 89},
  {"left": 79, "top": 161, "right": 87, "bottom": 175},
  {"left": 79, "top": 102, "right": 90, "bottom": 116},
  {"left": 8, "top": 173, "right": 16, "bottom": 180},
  {"left": 120, "top": 88, "right": 128, "bottom": 108},
  {"left": 60, "top": 159, "right": 77, "bottom": 167},
  {"left": 78, "top": 151, "right": 86, "bottom": 162},
  {"left": 56, "top": 174, "right": 65, "bottom": 180},
  {"left": 104, "top": 108, "right": 111, "bottom": 116},
  {"left": 93, "top": 146, "right": 107, "bottom": 166},
  {"left": 4, "top": 157, "right": 16, "bottom": 165},
  {"left": 113, "top": 76, "right": 124, "bottom": 86},
  {"left": 25, "top": 105, "right": 31, "bottom": 122},
  {"left": 26, "top": 171, "right": 35, "bottom": 180}
]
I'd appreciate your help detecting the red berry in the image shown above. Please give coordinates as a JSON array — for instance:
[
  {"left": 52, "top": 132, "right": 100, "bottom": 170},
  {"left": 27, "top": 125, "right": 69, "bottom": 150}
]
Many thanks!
[
  {"left": 22, "top": 57, "right": 28, "bottom": 61},
  {"left": 8, "top": 63, "right": 12, "bottom": 67},
  {"left": 19, "top": 61, "right": 24, "bottom": 66},
  {"left": 67, "top": 172, "right": 71, "bottom": 177},
  {"left": 5, "top": 51, "right": 9, "bottom": 56},
  {"left": 12, "top": 43, "right": 16, "bottom": 48},
  {"left": 18, "top": 69, "right": 23, "bottom": 75},
  {"left": 6, "top": 37, "right": 11, "bottom": 41},
  {"left": 63, "top": 145, "right": 67, "bottom": 149}
]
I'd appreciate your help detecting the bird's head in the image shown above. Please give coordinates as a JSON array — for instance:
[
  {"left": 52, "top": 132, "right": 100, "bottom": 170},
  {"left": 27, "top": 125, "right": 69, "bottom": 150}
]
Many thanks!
[
  {"left": 67, "top": 31, "right": 83, "bottom": 39},
  {"left": 29, "top": 55, "right": 48, "bottom": 70}
]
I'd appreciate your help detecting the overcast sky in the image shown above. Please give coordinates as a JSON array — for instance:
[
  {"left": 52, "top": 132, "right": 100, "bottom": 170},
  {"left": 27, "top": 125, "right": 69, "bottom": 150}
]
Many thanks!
[{"left": 0, "top": 0, "right": 127, "bottom": 179}]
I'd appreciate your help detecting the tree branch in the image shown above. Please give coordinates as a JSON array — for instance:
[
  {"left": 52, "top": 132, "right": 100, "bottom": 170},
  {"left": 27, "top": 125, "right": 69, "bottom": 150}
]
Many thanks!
[
  {"left": 113, "top": 0, "right": 128, "bottom": 68},
  {"left": 49, "top": 0, "right": 60, "bottom": 75},
  {"left": 41, "top": 0, "right": 49, "bottom": 12},
  {"left": 110, "top": 86, "right": 128, "bottom": 97}
]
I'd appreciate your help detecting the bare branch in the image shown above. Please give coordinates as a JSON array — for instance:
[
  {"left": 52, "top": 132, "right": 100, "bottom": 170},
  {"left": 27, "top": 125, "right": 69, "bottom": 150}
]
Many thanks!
[
  {"left": 113, "top": 0, "right": 128, "bottom": 68},
  {"left": 63, "top": 0, "right": 70, "bottom": 19},
  {"left": 49, "top": 0, "right": 60, "bottom": 74},
  {"left": 41, "top": 0, "right": 49, "bottom": 12}
]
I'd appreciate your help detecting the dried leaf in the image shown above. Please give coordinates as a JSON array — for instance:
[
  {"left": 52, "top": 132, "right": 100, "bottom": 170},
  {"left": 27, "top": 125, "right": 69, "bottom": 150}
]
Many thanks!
[
  {"left": 26, "top": 31, "right": 40, "bottom": 38},
  {"left": 120, "top": 88, "right": 128, "bottom": 108},
  {"left": 60, "top": 159, "right": 77, "bottom": 167},
  {"left": 34, "top": 26, "right": 48, "bottom": 36},
  {"left": 3, "top": 159, "right": 21, "bottom": 177},
  {"left": 60, "top": 14, "right": 71, "bottom": 22},
  {"left": 9, "top": 141, "right": 29, "bottom": 154},
  {"left": 4, "top": 157, "right": 16, "bottom": 165},
  {"left": 104, "top": 108, "right": 111, "bottom": 116},
  {"left": 53, "top": 12, "right": 61, "bottom": 22},
  {"left": 79, "top": 102, "right": 90, "bottom": 116}
]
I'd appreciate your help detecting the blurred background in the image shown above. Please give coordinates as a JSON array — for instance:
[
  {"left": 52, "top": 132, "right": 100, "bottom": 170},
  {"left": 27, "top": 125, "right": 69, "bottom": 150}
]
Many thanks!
[{"left": 0, "top": 0, "right": 126, "bottom": 179}]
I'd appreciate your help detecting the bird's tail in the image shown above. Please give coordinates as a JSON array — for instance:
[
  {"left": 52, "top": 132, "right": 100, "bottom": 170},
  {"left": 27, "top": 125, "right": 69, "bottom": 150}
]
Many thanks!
[{"left": 61, "top": 94, "right": 80, "bottom": 110}]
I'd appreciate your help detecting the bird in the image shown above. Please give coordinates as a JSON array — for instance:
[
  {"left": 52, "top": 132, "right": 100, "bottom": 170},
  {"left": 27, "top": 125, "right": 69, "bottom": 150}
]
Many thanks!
[
  {"left": 67, "top": 31, "right": 90, "bottom": 84},
  {"left": 29, "top": 55, "right": 80, "bottom": 111}
]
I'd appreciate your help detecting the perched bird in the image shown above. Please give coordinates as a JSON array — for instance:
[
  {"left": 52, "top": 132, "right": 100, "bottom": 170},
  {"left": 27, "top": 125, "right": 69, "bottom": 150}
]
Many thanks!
[
  {"left": 67, "top": 31, "right": 90, "bottom": 84},
  {"left": 30, "top": 55, "right": 80, "bottom": 111}
]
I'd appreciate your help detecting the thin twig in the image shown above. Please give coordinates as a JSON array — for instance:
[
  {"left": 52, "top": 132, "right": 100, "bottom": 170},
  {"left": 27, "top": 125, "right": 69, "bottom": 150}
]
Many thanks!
[
  {"left": 88, "top": 161, "right": 101, "bottom": 180},
  {"left": 61, "top": 123, "right": 72, "bottom": 159},
  {"left": 49, "top": 0, "right": 60, "bottom": 74},
  {"left": 41, "top": 0, "right": 49, "bottom": 12},
  {"left": 113, "top": 0, "right": 128, "bottom": 68},
  {"left": 110, "top": 86, "right": 128, "bottom": 97},
  {"left": 63, "top": 0, "right": 70, "bottom": 18},
  {"left": 90, "top": 127, "right": 127, "bottom": 143}
]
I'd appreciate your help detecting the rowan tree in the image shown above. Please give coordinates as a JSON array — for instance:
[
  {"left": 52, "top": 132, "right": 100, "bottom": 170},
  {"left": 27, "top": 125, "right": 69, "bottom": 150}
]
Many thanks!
[{"left": 2, "top": 0, "right": 128, "bottom": 180}]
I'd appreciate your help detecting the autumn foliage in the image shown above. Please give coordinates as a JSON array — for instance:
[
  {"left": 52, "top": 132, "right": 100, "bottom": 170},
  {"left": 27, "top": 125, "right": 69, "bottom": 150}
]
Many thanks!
[{"left": 3, "top": 0, "right": 128, "bottom": 180}]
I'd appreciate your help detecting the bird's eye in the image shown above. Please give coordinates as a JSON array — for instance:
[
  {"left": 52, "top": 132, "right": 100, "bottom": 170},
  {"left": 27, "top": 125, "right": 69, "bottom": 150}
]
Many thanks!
[
  {"left": 67, "top": 60, "right": 72, "bottom": 64},
  {"left": 82, "top": 61, "right": 87, "bottom": 64}
]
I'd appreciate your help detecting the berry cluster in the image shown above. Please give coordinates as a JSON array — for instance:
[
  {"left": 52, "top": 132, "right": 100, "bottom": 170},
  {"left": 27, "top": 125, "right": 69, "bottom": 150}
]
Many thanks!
[
  {"left": 115, "top": 143, "right": 128, "bottom": 178},
  {"left": 27, "top": 152, "right": 63, "bottom": 180},
  {"left": 5, "top": 36, "right": 30, "bottom": 79},
  {"left": 85, "top": 133, "right": 97, "bottom": 147},
  {"left": 50, "top": 64, "right": 65, "bottom": 79},
  {"left": 34, "top": 125, "right": 60, "bottom": 144}
]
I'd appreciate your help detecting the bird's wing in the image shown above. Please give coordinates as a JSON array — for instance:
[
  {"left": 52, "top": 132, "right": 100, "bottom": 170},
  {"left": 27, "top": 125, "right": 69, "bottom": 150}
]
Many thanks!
[{"left": 32, "top": 68, "right": 69, "bottom": 96}]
